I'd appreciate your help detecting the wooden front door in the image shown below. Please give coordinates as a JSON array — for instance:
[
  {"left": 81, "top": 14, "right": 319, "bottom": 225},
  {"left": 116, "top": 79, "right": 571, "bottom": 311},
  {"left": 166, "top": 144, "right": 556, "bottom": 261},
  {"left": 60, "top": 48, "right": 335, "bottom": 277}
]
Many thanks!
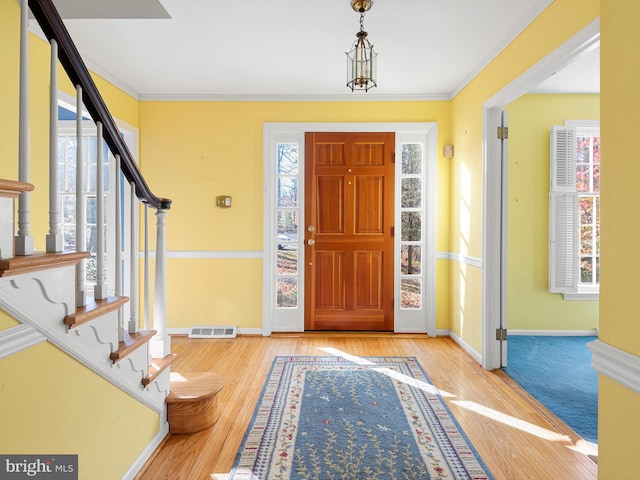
[{"left": 304, "top": 132, "right": 395, "bottom": 331}]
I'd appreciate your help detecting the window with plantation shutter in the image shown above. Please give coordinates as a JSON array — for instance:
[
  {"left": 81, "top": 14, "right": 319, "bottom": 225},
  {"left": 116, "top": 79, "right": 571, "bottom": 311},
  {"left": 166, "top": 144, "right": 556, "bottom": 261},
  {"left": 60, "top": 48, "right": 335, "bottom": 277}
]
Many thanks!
[{"left": 548, "top": 123, "right": 600, "bottom": 299}]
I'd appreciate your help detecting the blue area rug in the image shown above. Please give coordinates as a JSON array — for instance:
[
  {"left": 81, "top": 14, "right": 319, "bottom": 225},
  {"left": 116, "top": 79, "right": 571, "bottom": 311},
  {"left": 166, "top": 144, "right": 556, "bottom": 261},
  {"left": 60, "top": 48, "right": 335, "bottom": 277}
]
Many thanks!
[
  {"left": 502, "top": 336, "right": 598, "bottom": 444},
  {"left": 231, "top": 356, "right": 493, "bottom": 480}
]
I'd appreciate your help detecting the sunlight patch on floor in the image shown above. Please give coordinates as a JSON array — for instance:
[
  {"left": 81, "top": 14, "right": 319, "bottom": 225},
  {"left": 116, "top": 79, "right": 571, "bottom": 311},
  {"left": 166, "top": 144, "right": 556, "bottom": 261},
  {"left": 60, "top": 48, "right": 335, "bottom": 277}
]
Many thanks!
[
  {"left": 317, "top": 345, "right": 597, "bottom": 460},
  {"left": 567, "top": 439, "right": 598, "bottom": 457},
  {"left": 452, "top": 400, "right": 571, "bottom": 441},
  {"left": 318, "top": 346, "right": 455, "bottom": 397},
  {"left": 317, "top": 346, "right": 377, "bottom": 365}
]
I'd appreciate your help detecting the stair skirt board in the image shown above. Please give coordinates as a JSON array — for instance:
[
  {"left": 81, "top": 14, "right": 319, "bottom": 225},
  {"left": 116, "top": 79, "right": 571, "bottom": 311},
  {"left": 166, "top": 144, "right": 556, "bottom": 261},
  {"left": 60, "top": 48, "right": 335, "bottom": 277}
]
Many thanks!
[{"left": 188, "top": 325, "right": 237, "bottom": 339}]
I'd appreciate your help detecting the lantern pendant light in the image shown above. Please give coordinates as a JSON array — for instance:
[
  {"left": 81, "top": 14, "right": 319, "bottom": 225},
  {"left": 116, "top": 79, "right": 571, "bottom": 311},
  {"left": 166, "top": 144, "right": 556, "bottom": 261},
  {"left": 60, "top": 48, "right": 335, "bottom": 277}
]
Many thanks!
[{"left": 346, "top": 0, "right": 377, "bottom": 92}]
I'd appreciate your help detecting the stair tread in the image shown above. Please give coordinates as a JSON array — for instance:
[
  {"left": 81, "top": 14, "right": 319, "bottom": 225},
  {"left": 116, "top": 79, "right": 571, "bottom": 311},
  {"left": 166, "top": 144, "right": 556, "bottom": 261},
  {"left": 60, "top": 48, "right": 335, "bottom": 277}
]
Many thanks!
[
  {"left": 167, "top": 372, "right": 224, "bottom": 403},
  {"left": 0, "top": 178, "right": 34, "bottom": 195},
  {"left": 142, "top": 354, "right": 177, "bottom": 387},
  {"left": 110, "top": 329, "right": 157, "bottom": 363},
  {"left": 64, "top": 296, "right": 129, "bottom": 328},
  {"left": 0, "top": 251, "right": 90, "bottom": 277}
]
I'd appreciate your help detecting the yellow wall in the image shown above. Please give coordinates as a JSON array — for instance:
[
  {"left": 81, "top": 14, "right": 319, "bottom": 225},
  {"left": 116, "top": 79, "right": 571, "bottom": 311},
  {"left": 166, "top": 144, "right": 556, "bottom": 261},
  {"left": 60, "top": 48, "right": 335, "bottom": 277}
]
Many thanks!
[
  {"left": 449, "top": 0, "right": 599, "bottom": 353},
  {"left": 139, "top": 100, "right": 453, "bottom": 329},
  {"left": 506, "top": 94, "right": 599, "bottom": 331},
  {"left": 0, "top": 342, "right": 159, "bottom": 480},
  {"left": 600, "top": 0, "right": 640, "bottom": 477},
  {"left": 0, "top": 309, "right": 20, "bottom": 330}
]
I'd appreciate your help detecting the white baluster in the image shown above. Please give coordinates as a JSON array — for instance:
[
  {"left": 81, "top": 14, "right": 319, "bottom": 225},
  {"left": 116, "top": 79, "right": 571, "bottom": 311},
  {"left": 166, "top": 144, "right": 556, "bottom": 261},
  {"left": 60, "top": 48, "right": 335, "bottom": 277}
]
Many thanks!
[
  {"left": 15, "top": 0, "right": 33, "bottom": 256},
  {"left": 75, "top": 86, "right": 86, "bottom": 307},
  {"left": 46, "top": 40, "right": 63, "bottom": 253},
  {"left": 115, "top": 154, "right": 123, "bottom": 342},
  {"left": 144, "top": 204, "right": 150, "bottom": 331},
  {"left": 129, "top": 183, "right": 139, "bottom": 334},
  {"left": 150, "top": 209, "right": 170, "bottom": 358},
  {"left": 94, "top": 122, "right": 107, "bottom": 299}
]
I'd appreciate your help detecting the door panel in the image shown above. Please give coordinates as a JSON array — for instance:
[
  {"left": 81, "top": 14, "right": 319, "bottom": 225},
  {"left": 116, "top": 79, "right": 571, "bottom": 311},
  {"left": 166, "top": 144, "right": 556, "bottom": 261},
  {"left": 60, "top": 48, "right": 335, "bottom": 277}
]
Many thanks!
[
  {"left": 305, "top": 132, "right": 394, "bottom": 331},
  {"left": 355, "top": 176, "right": 384, "bottom": 233}
]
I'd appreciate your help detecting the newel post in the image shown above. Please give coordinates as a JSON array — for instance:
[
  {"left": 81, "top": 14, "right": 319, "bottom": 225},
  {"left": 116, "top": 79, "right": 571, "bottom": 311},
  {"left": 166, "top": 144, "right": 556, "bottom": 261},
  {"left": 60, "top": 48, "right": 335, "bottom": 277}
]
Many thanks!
[{"left": 150, "top": 208, "right": 170, "bottom": 358}]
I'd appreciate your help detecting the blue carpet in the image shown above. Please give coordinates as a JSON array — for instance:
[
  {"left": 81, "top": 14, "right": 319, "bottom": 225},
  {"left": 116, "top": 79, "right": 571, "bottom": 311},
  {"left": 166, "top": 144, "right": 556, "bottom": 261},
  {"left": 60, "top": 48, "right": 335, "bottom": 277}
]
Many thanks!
[
  {"left": 231, "top": 356, "right": 494, "bottom": 479},
  {"left": 502, "top": 336, "right": 598, "bottom": 444}
]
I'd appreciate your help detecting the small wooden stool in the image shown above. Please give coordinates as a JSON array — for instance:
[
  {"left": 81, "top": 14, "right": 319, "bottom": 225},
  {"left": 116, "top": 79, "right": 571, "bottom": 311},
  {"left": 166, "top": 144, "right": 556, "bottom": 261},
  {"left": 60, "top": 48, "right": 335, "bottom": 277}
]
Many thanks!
[{"left": 166, "top": 372, "right": 224, "bottom": 434}]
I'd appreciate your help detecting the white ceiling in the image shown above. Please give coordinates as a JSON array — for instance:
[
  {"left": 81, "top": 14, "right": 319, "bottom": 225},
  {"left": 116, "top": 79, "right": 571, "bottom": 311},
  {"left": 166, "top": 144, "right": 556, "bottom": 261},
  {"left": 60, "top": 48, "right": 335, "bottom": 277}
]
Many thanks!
[{"left": 30, "top": 0, "right": 599, "bottom": 100}]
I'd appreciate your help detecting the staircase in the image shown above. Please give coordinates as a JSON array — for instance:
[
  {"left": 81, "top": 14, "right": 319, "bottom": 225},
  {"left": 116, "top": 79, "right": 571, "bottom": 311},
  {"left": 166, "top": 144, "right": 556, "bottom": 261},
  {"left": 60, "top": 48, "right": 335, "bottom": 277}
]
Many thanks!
[
  {"left": 0, "top": 0, "right": 224, "bottom": 477},
  {"left": 0, "top": 180, "right": 173, "bottom": 414}
]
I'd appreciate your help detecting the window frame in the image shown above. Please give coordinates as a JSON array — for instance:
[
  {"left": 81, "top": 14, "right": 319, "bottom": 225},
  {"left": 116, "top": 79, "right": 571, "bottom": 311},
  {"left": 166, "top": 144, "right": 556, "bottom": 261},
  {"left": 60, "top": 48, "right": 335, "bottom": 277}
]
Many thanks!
[{"left": 548, "top": 120, "right": 600, "bottom": 300}]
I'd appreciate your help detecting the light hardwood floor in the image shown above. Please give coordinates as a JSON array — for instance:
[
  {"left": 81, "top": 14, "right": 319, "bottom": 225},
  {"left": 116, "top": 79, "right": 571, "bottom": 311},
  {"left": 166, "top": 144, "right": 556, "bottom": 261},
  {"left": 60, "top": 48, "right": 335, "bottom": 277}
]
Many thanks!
[{"left": 136, "top": 334, "right": 598, "bottom": 480}]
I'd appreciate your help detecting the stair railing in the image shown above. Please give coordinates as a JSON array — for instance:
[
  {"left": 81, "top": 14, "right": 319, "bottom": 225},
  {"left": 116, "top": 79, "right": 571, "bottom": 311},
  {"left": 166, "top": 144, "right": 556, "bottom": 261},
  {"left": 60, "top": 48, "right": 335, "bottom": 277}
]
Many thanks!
[{"left": 16, "top": 0, "right": 173, "bottom": 358}]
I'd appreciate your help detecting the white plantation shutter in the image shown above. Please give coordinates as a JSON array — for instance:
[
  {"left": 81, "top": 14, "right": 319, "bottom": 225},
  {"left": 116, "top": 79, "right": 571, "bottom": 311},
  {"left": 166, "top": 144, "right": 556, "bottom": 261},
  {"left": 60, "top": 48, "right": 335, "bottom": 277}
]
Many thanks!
[
  {"left": 549, "top": 126, "right": 579, "bottom": 294},
  {"left": 550, "top": 126, "right": 577, "bottom": 192}
]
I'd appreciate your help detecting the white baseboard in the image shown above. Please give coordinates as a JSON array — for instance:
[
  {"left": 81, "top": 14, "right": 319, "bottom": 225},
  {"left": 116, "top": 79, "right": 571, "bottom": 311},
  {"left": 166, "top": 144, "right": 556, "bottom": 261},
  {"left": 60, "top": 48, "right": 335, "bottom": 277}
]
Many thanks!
[
  {"left": 447, "top": 330, "right": 482, "bottom": 365},
  {"left": 122, "top": 418, "right": 169, "bottom": 480},
  {"left": 507, "top": 329, "right": 599, "bottom": 336}
]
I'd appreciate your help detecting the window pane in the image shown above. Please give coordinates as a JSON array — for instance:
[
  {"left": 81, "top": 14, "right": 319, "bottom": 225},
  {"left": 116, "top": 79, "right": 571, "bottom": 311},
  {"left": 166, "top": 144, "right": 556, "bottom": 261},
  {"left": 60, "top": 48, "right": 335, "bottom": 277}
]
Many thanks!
[
  {"left": 579, "top": 197, "right": 593, "bottom": 224},
  {"left": 277, "top": 278, "right": 298, "bottom": 308},
  {"left": 402, "top": 144, "right": 422, "bottom": 175},
  {"left": 401, "top": 278, "right": 422, "bottom": 309},
  {"left": 87, "top": 163, "right": 97, "bottom": 193},
  {"left": 63, "top": 225, "right": 76, "bottom": 250},
  {"left": 62, "top": 195, "right": 75, "bottom": 222},
  {"left": 596, "top": 257, "right": 600, "bottom": 283},
  {"left": 277, "top": 249, "right": 298, "bottom": 275},
  {"left": 86, "top": 224, "right": 97, "bottom": 252},
  {"left": 86, "top": 196, "right": 97, "bottom": 223},
  {"left": 278, "top": 177, "right": 298, "bottom": 207},
  {"left": 277, "top": 211, "right": 298, "bottom": 238},
  {"left": 581, "top": 226, "right": 593, "bottom": 254},
  {"left": 86, "top": 254, "right": 97, "bottom": 284},
  {"left": 277, "top": 144, "right": 298, "bottom": 175},
  {"left": 593, "top": 164, "right": 600, "bottom": 192},
  {"left": 401, "top": 245, "right": 421, "bottom": 275},
  {"left": 401, "top": 178, "right": 421, "bottom": 208},
  {"left": 593, "top": 137, "right": 600, "bottom": 164},
  {"left": 576, "top": 137, "right": 590, "bottom": 163},
  {"left": 580, "top": 257, "right": 593, "bottom": 283},
  {"left": 88, "top": 136, "right": 97, "bottom": 164},
  {"left": 576, "top": 165, "right": 591, "bottom": 192},
  {"left": 401, "top": 212, "right": 421, "bottom": 241}
]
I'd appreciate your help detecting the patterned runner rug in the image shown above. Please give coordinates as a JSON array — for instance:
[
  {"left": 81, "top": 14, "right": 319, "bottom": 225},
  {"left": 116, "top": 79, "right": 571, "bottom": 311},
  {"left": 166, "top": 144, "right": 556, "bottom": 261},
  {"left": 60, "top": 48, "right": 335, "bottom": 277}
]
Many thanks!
[{"left": 230, "top": 356, "right": 493, "bottom": 479}]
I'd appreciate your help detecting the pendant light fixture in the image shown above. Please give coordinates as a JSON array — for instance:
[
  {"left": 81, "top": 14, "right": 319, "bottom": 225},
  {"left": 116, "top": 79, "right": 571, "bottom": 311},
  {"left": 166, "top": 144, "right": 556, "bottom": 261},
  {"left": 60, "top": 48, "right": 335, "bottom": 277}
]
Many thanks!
[{"left": 346, "top": 0, "right": 377, "bottom": 92}]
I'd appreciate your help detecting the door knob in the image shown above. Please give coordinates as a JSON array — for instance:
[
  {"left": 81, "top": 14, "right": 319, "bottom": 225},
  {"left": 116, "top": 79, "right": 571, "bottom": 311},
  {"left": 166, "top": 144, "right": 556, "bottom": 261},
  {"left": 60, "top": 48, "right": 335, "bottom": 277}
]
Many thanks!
[
  {"left": 308, "top": 225, "right": 316, "bottom": 232},
  {"left": 307, "top": 239, "right": 316, "bottom": 246}
]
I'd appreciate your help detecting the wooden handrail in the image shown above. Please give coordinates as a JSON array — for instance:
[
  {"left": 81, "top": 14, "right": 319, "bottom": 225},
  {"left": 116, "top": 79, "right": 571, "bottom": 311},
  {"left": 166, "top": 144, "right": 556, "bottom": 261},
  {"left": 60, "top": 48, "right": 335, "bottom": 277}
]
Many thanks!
[{"left": 27, "top": 0, "right": 171, "bottom": 211}]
